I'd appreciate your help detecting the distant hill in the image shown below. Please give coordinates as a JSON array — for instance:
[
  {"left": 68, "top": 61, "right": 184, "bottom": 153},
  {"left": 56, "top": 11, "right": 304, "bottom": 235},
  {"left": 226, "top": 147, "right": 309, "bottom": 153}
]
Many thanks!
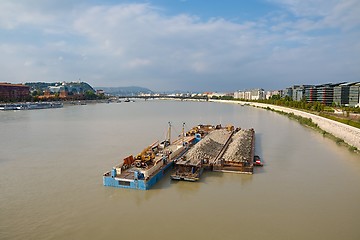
[
  {"left": 95, "top": 86, "right": 153, "bottom": 95},
  {"left": 25, "top": 82, "right": 95, "bottom": 93}
]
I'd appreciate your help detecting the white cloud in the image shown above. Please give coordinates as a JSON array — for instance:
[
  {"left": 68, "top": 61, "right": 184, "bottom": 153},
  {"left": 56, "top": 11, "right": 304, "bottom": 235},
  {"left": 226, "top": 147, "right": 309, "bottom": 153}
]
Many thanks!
[
  {"left": 323, "top": 0, "right": 360, "bottom": 30},
  {"left": 126, "top": 58, "right": 151, "bottom": 68},
  {"left": 269, "top": 0, "right": 360, "bottom": 31},
  {"left": 0, "top": 2, "right": 55, "bottom": 29},
  {"left": 269, "top": 0, "right": 340, "bottom": 17},
  {"left": 0, "top": 1, "right": 359, "bottom": 91},
  {"left": 24, "top": 60, "right": 33, "bottom": 67}
]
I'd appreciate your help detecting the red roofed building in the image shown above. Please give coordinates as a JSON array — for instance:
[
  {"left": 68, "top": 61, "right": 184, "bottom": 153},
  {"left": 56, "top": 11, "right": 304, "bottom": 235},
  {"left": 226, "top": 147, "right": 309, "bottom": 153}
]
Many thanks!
[{"left": 0, "top": 83, "right": 30, "bottom": 101}]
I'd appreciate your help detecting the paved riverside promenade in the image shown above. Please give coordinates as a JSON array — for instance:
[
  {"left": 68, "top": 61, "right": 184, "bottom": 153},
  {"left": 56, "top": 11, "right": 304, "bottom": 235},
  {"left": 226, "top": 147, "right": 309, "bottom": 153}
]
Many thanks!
[{"left": 210, "top": 99, "right": 360, "bottom": 150}]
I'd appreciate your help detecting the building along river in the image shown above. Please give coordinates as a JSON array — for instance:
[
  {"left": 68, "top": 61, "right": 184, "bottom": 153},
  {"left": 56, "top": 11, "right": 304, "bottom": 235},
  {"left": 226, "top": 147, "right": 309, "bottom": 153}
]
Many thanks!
[{"left": 0, "top": 100, "right": 359, "bottom": 240}]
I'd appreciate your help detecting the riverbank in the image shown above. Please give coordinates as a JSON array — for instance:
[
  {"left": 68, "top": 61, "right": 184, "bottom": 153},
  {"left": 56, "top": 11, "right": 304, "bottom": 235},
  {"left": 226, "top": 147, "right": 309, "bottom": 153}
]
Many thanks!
[{"left": 210, "top": 99, "right": 360, "bottom": 151}]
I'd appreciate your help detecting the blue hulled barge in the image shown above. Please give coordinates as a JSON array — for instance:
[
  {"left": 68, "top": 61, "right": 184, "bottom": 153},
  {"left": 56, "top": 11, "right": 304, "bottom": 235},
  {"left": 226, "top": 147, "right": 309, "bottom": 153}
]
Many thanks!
[{"left": 103, "top": 123, "right": 206, "bottom": 190}]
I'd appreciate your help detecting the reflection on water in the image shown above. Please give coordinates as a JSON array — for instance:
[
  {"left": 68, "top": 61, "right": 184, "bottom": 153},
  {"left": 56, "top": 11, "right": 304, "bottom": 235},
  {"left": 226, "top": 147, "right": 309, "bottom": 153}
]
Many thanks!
[
  {"left": 172, "top": 179, "right": 202, "bottom": 193},
  {"left": 0, "top": 100, "right": 360, "bottom": 240}
]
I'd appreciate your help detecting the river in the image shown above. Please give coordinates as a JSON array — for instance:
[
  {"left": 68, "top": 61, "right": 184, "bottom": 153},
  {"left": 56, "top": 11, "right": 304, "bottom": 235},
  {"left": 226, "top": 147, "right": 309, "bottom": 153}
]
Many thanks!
[{"left": 0, "top": 100, "right": 359, "bottom": 240}]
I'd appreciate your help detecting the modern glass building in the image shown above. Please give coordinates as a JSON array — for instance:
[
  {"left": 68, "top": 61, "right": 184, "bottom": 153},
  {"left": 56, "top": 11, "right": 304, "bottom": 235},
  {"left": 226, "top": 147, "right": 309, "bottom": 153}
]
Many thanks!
[
  {"left": 304, "top": 86, "right": 317, "bottom": 103},
  {"left": 349, "top": 83, "right": 360, "bottom": 107},
  {"left": 282, "top": 87, "right": 293, "bottom": 99},
  {"left": 316, "top": 84, "right": 338, "bottom": 105},
  {"left": 333, "top": 83, "right": 351, "bottom": 106},
  {"left": 292, "top": 85, "right": 312, "bottom": 102}
]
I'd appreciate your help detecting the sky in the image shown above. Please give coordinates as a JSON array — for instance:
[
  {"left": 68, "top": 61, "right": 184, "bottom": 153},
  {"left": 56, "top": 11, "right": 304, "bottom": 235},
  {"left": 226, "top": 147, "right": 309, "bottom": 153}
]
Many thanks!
[{"left": 0, "top": 0, "right": 359, "bottom": 92}]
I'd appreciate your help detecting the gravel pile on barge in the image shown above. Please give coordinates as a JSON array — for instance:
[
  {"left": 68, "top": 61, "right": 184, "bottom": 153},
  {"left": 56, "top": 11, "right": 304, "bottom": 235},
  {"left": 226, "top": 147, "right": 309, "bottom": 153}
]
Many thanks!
[
  {"left": 172, "top": 126, "right": 257, "bottom": 181},
  {"left": 222, "top": 129, "right": 254, "bottom": 162},
  {"left": 184, "top": 129, "right": 231, "bottom": 165}
]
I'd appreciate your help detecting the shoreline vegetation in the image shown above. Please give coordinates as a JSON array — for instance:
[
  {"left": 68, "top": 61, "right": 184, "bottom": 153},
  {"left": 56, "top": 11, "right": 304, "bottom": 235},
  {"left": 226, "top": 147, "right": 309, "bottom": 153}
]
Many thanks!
[
  {"left": 264, "top": 107, "right": 358, "bottom": 152},
  {"left": 208, "top": 99, "right": 360, "bottom": 154},
  {"left": 212, "top": 96, "right": 360, "bottom": 129}
]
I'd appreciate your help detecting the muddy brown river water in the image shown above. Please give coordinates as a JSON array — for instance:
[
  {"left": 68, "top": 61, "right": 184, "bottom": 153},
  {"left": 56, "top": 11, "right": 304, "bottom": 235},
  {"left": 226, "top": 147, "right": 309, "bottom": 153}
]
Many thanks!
[{"left": 1, "top": 100, "right": 359, "bottom": 240}]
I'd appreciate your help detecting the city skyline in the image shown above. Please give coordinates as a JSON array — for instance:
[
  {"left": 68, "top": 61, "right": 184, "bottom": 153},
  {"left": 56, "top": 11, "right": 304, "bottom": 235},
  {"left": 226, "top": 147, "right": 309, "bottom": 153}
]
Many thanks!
[{"left": 0, "top": 0, "right": 359, "bottom": 91}]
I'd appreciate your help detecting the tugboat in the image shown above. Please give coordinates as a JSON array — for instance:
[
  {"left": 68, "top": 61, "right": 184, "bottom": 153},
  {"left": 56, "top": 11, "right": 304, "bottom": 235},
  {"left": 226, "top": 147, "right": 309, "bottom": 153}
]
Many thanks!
[{"left": 253, "top": 155, "right": 263, "bottom": 166}]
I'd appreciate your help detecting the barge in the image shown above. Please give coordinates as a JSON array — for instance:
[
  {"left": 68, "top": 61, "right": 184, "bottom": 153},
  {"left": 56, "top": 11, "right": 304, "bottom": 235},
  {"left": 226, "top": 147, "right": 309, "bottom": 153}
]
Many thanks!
[
  {"left": 104, "top": 123, "right": 261, "bottom": 189},
  {"left": 172, "top": 126, "right": 258, "bottom": 181},
  {"left": 103, "top": 123, "right": 212, "bottom": 190}
]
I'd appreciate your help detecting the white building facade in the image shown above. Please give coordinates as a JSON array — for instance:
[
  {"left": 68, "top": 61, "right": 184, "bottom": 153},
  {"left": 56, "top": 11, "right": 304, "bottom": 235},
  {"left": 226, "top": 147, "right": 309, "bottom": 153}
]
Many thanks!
[{"left": 234, "top": 89, "right": 265, "bottom": 100}]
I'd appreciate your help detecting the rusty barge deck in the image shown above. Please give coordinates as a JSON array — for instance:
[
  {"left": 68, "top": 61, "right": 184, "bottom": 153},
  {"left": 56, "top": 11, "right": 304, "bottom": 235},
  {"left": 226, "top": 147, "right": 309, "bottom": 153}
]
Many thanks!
[{"left": 171, "top": 126, "right": 256, "bottom": 182}]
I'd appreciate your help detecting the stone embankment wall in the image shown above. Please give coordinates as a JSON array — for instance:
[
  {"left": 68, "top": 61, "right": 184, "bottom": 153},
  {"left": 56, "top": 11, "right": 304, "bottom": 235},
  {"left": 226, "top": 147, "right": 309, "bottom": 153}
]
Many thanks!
[{"left": 210, "top": 100, "right": 360, "bottom": 149}]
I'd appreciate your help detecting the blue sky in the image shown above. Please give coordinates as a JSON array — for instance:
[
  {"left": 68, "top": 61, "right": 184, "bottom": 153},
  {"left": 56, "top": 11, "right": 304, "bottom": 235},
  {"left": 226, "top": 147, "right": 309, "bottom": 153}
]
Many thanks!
[{"left": 0, "top": 0, "right": 359, "bottom": 91}]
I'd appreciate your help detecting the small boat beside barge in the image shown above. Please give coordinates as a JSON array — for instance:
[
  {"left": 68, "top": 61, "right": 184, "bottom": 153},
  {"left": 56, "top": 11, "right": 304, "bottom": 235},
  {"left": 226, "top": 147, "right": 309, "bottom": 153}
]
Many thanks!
[{"left": 253, "top": 155, "right": 263, "bottom": 166}]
